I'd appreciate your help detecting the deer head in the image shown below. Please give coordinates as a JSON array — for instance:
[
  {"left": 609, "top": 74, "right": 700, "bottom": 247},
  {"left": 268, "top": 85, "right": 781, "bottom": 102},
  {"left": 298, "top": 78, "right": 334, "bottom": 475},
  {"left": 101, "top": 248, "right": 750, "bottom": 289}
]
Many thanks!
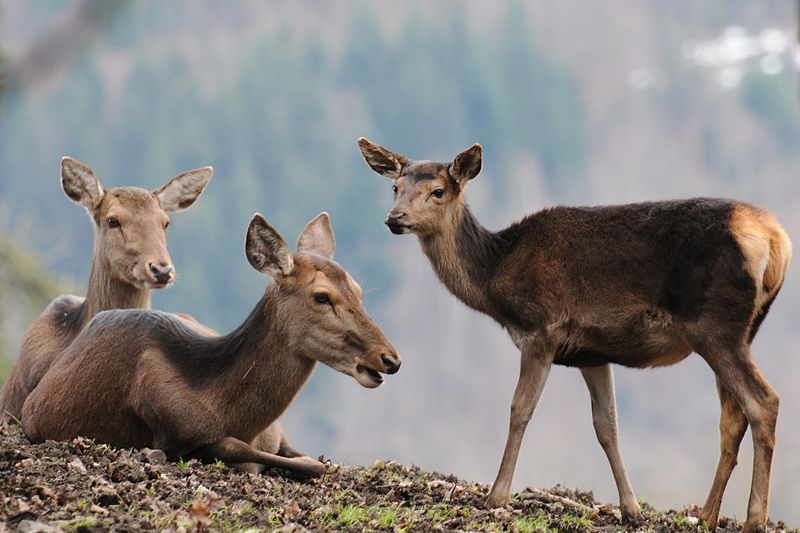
[
  {"left": 61, "top": 156, "right": 212, "bottom": 289},
  {"left": 357, "top": 137, "right": 482, "bottom": 236},
  {"left": 246, "top": 212, "right": 400, "bottom": 388}
]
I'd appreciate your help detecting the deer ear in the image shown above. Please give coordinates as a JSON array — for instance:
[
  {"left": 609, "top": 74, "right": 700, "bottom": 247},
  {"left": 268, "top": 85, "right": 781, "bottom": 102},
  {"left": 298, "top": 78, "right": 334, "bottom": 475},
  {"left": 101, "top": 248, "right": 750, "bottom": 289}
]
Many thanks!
[
  {"left": 246, "top": 213, "right": 294, "bottom": 278},
  {"left": 357, "top": 137, "right": 409, "bottom": 180},
  {"left": 297, "top": 212, "right": 335, "bottom": 259},
  {"left": 61, "top": 156, "right": 105, "bottom": 210},
  {"left": 449, "top": 144, "right": 482, "bottom": 184},
  {"left": 153, "top": 166, "right": 213, "bottom": 213}
]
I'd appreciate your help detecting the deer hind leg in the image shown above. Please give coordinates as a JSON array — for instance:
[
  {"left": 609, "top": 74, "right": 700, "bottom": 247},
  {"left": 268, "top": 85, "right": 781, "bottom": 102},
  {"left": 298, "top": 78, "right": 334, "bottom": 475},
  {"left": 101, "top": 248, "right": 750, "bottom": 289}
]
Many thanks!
[
  {"left": 700, "top": 346, "right": 779, "bottom": 533},
  {"left": 700, "top": 377, "right": 748, "bottom": 530},
  {"left": 580, "top": 365, "right": 640, "bottom": 519},
  {"left": 486, "top": 343, "right": 554, "bottom": 508},
  {"left": 191, "top": 437, "right": 325, "bottom": 479}
]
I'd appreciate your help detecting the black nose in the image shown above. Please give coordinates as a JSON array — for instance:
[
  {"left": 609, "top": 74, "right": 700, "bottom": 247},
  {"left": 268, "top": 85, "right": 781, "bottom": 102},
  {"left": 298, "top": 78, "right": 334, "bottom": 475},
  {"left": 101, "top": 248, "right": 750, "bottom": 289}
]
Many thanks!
[
  {"left": 381, "top": 353, "right": 401, "bottom": 374},
  {"left": 385, "top": 212, "right": 405, "bottom": 224},
  {"left": 149, "top": 263, "right": 174, "bottom": 284},
  {"left": 385, "top": 212, "right": 407, "bottom": 234}
]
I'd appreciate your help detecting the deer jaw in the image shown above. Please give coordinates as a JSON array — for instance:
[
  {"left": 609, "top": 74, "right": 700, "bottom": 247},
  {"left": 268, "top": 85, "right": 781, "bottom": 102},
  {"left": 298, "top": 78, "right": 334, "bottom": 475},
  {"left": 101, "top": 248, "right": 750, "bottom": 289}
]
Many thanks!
[{"left": 270, "top": 254, "right": 398, "bottom": 389}]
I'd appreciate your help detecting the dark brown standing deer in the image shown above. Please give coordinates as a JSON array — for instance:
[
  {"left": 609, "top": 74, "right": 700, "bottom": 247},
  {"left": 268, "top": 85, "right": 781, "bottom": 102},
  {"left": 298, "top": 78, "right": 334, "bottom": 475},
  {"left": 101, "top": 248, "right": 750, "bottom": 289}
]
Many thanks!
[
  {"left": 0, "top": 157, "right": 212, "bottom": 422},
  {"left": 22, "top": 212, "right": 400, "bottom": 477},
  {"left": 358, "top": 137, "right": 791, "bottom": 533}
]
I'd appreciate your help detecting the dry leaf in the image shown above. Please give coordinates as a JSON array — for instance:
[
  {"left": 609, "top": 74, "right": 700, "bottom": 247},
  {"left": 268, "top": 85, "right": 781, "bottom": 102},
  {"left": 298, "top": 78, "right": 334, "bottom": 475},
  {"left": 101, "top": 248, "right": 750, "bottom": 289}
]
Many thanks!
[
  {"left": 90, "top": 503, "right": 109, "bottom": 515},
  {"left": 284, "top": 499, "right": 302, "bottom": 520},
  {"left": 189, "top": 498, "right": 212, "bottom": 528}
]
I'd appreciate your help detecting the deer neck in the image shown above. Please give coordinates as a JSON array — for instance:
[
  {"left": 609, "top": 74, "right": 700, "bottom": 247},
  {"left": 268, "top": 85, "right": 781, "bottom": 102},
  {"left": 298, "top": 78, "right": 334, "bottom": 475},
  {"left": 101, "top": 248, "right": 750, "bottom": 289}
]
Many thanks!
[
  {"left": 419, "top": 203, "right": 504, "bottom": 314},
  {"left": 209, "top": 287, "right": 316, "bottom": 440},
  {"left": 83, "top": 254, "right": 151, "bottom": 325}
]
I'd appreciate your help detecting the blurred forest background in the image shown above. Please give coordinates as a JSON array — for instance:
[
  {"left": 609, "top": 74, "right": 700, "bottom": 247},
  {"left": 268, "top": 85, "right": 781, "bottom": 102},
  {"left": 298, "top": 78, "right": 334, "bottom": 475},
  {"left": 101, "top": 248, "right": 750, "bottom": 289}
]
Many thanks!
[{"left": 1, "top": 0, "right": 798, "bottom": 525}]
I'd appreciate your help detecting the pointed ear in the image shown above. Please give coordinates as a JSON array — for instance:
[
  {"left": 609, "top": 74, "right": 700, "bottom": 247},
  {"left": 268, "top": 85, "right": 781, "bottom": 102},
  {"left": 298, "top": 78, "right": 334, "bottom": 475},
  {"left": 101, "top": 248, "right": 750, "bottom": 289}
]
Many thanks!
[
  {"left": 357, "top": 137, "right": 409, "bottom": 180},
  {"left": 246, "top": 213, "right": 294, "bottom": 278},
  {"left": 449, "top": 144, "right": 482, "bottom": 184},
  {"left": 153, "top": 166, "right": 213, "bottom": 213},
  {"left": 61, "top": 156, "right": 105, "bottom": 210},
  {"left": 296, "top": 212, "right": 335, "bottom": 259}
]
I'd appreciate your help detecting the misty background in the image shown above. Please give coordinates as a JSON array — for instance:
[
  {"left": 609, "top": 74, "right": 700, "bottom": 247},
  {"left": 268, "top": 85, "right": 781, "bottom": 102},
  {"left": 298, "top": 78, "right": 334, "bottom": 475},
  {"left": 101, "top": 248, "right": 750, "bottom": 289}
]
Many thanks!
[{"left": 0, "top": 0, "right": 798, "bottom": 525}]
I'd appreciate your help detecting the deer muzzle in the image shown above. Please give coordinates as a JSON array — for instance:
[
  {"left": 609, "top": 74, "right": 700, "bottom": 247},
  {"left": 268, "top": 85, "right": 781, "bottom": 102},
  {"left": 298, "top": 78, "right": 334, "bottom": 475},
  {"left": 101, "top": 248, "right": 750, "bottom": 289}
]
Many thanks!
[
  {"left": 353, "top": 348, "right": 401, "bottom": 388},
  {"left": 385, "top": 211, "right": 409, "bottom": 234},
  {"left": 144, "top": 261, "right": 175, "bottom": 287},
  {"left": 381, "top": 353, "right": 401, "bottom": 374}
]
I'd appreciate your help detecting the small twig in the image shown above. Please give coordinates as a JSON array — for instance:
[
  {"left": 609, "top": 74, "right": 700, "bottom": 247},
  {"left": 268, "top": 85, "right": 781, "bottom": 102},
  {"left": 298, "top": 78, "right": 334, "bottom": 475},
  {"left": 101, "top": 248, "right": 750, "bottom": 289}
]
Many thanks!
[
  {"left": 3, "top": 410, "right": 23, "bottom": 427},
  {"left": 446, "top": 482, "right": 457, "bottom": 502},
  {"left": 520, "top": 487, "right": 597, "bottom": 515}
]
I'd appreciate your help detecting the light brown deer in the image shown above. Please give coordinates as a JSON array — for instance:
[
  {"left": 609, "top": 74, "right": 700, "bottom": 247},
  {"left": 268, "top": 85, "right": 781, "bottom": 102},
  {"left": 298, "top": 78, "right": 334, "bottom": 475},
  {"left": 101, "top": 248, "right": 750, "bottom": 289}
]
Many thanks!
[
  {"left": 22, "top": 213, "right": 400, "bottom": 477},
  {"left": 358, "top": 137, "right": 791, "bottom": 533},
  {"left": 0, "top": 157, "right": 212, "bottom": 422}
]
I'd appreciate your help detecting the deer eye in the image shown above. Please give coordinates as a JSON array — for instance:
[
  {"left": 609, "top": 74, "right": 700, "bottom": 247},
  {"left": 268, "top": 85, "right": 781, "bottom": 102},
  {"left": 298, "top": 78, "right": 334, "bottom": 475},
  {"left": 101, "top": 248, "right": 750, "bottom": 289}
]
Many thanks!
[
  {"left": 314, "top": 293, "right": 331, "bottom": 305},
  {"left": 431, "top": 188, "right": 444, "bottom": 199},
  {"left": 392, "top": 184, "right": 398, "bottom": 194},
  {"left": 107, "top": 217, "right": 120, "bottom": 228}
]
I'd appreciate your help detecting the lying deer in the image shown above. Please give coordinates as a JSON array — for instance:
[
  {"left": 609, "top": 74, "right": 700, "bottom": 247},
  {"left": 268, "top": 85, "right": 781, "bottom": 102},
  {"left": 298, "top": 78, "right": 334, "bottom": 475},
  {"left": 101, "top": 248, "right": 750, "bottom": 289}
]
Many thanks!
[
  {"left": 0, "top": 157, "right": 212, "bottom": 422},
  {"left": 22, "top": 212, "right": 400, "bottom": 477},
  {"left": 358, "top": 137, "right": 791, "bottom": 533},
  {"left": 0, "top": 157, "right": 301, "bottom": 466}
]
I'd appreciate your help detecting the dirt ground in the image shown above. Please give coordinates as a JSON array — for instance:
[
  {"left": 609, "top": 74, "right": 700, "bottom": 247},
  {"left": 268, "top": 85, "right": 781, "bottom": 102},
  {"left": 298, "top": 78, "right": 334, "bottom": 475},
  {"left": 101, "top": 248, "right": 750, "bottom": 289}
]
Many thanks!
[{"left": 0, "top": 423, "right": 793, "bottom": 532}]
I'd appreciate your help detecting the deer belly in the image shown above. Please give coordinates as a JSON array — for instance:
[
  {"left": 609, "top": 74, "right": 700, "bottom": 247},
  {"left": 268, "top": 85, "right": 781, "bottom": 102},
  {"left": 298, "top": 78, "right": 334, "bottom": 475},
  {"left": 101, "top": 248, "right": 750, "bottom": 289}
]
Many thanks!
[{"left": 554, "top": 320, "right": 693, "bottom": 369}]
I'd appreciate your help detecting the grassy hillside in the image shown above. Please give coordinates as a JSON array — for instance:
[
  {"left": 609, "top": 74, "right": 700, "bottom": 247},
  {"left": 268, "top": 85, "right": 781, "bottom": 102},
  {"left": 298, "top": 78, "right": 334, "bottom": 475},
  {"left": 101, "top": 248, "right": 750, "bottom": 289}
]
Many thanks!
[
  {"left": 2, "top": 1, "right": 799, "bottom": 525},
  {"left": 2, "top": 424, "right": 794, "bottom": 532}
]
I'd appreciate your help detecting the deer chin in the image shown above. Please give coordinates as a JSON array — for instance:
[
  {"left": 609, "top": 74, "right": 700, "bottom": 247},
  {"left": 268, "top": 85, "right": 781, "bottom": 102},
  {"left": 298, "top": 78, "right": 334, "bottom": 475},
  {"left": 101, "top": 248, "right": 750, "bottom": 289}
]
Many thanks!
[
  {"left": 386, "top": 222, "right": 410, "bottom": 235},
  {"left": 145, "top": 280, "right": 173, "bottom": 289},
  {"left": 130, "top": 267, "right": 174, "bottom": 290},
  {"left": 131, "top": 277, "right": 172, "bottom": 290},
  {"left": 130, "top": 275, "right": 173, "bottom": 290},
  {"left": 352, "top": 364, "right": 384, "bottom": 388}
]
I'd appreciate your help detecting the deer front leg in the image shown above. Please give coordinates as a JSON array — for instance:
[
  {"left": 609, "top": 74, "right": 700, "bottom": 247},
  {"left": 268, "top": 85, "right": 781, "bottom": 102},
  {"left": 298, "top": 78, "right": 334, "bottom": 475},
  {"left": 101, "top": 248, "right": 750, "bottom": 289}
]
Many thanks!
[
  {"left": 486, "top": 343, "right": 554, "bottom": 508},
  {"left": 580, "top": 364, "right": 640, "bottom": 520},
  {"left": 191, "top": 436, "right": 326, "bottom": 479},
  {"left": 278, "top": 434, "right": 305, "bottom": 458},
  {"left": 236, "top": 421, "right": 307, "bottom": 474},
  {"left": 700, "top": 377, "right": 748, "bottom": 530}
]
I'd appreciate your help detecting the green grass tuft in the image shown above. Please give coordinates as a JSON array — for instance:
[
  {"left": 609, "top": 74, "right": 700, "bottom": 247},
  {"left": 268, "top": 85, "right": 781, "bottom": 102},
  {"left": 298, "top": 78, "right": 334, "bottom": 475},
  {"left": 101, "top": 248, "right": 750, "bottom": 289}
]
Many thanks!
[
  {"left": 514, "top": 511, "right": 555, "bottom": 533},
  {"left": 331, "top": 504, "right": 370, "bottom": 528},
  {"left": 425, "top": 503, "right": 456, "bottom": 522}
]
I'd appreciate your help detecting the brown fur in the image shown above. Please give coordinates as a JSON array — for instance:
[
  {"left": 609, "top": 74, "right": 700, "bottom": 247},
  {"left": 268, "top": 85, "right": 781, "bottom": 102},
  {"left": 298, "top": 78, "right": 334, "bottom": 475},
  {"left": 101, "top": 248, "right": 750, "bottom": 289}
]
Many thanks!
[
  {"left": 21, "top": 213, "right": 399, "bottom": 478},
  {"left": 358, "top": 138, "right": 790, "bottom": 533},
  {"left": 0, "top": 157, "right": 211, "bottom": 422}
]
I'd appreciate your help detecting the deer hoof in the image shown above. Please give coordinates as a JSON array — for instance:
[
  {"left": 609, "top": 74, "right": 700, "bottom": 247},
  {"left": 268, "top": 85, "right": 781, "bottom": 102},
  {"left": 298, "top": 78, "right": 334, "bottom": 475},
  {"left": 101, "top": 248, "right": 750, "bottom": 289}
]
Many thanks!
[
  {"left": 485, "top": 490, "right": 510, "bottom": 509},
  {"left": 621, "top": 501, "right": 642, "bottom": 521},
  {"left": 293, "top": 456, "right": 326, "bottom": 478},
  {"left": 698, "top": 512, "right": 718, "bottom": 531},
  {"left": 741, "top": 523, "right": 766, "bottom": 533}
]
